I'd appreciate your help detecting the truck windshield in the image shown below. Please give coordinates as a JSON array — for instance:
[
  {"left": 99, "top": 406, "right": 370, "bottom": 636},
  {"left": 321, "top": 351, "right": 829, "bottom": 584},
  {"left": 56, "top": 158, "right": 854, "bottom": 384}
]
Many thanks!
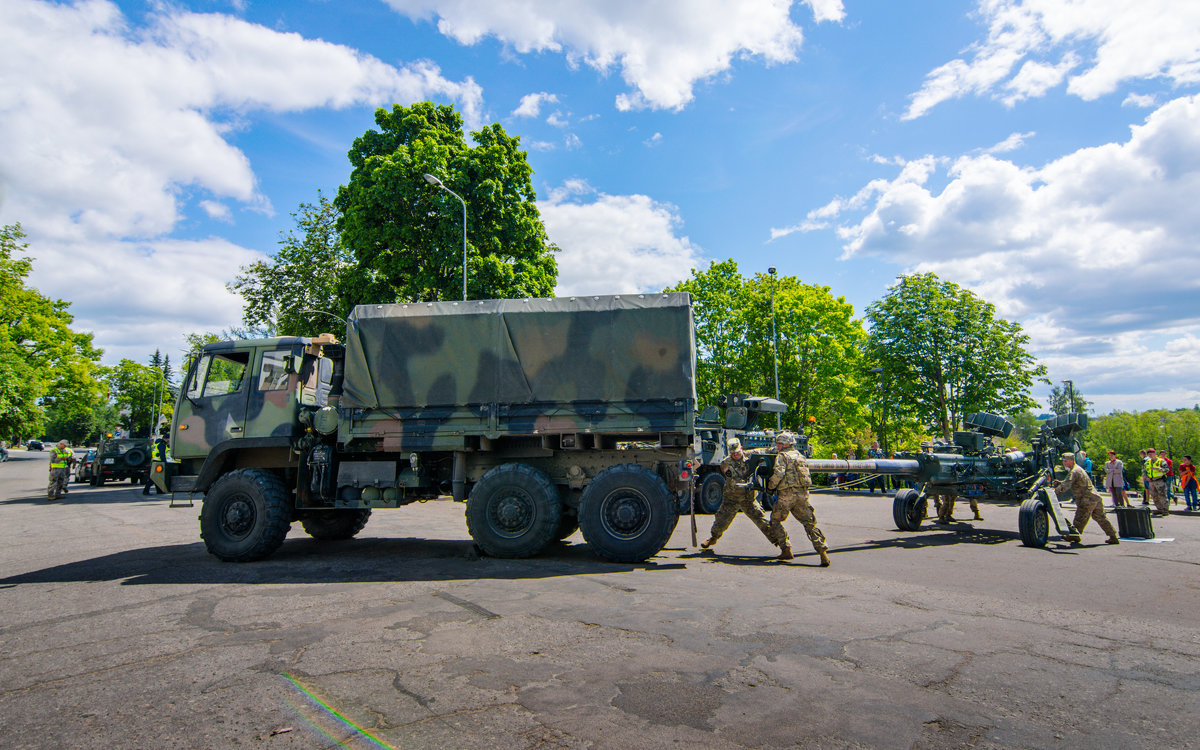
[{"left": 189, "top": 352, "right": 250, "bottom": 398}]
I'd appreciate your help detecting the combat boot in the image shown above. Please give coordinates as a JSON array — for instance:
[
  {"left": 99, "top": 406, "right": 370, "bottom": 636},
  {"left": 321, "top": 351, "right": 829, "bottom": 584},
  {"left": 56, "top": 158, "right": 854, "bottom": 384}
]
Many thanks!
[
  {"left": 973, "top": 512, "right": 984, "bottom": 521},
  {"left": 777, "top": 545, "right": 794, "bottom": 561},
  {"left": 818, "top": 549, "right": 831, "bottom": 567},
  {"left": 1106, "top": 536, "right": 1120, "bottom": 545},
  {"left": 700, "top": 538, "right": 715, "bottom": 549}
]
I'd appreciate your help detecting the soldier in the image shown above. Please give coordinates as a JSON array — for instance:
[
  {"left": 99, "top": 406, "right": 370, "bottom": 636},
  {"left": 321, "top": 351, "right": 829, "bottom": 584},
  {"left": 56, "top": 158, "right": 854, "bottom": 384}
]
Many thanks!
[
  {"left": 143, "top": 434, "right": 169, "bottom": 495},
  {"left": 764, "top": 432, "right": 830, "bottom": 566},
  {"left": 700, "top": 438, "right": 775, "bottom": 551},
  {"left": 1055, "top": 452, "right": 1119, "bottom": 545},
  {"left": 934, "top": 492, "right": 984, "bottom": 523},
  {"left": 1144, "top": 448, "right": 1169, "bottom": 516},
  {"left": 47, "top": 440, "right": 74, "bottom": 501}
]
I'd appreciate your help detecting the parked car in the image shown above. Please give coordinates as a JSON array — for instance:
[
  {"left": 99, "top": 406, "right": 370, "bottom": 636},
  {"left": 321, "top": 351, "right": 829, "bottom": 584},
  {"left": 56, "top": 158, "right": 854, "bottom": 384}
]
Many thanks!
[
  {"left": 92, "top": 438, "right": 152, "bottom": 485},
  {"left": 74, "top": 448, "right": 97, "bottom": 483},
  {"left": 25, "top": 440, "right": 44, "bottom": 451}
]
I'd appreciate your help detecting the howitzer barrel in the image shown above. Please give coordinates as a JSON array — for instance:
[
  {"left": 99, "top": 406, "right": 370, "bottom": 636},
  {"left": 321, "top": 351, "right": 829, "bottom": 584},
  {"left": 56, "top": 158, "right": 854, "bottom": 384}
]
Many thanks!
[{"left": 806, "top": 459, "right": 921, "bottom": 475}]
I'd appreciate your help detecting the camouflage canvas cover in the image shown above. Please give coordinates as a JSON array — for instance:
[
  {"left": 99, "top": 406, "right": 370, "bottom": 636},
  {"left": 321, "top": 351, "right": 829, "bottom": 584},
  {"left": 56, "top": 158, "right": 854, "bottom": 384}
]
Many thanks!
[{"left": 342, "top": 294, "right": 696, "bottom": 410}]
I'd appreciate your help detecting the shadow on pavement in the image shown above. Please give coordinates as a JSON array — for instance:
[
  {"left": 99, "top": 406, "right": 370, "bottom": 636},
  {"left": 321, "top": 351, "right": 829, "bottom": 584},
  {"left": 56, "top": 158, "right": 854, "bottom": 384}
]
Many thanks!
[
  {"left": 0, "top": 536, "right": 681, "bottom": 587},
  {"left": 0, "top": 484, "right": 167, "bottom": 506},
  {"left": 838, "top": 525, "right": 1083, "bottom": 555}
]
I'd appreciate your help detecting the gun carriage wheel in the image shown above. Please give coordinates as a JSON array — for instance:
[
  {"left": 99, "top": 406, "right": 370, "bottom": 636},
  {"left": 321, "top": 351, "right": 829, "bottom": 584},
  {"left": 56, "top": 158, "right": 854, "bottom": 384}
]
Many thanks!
[
  {"left": 1018, "top": 495, "right": 1050, "bottom": 548},
  {"left": 892, "top": 488, "right": 926, "bottom": 532},
  {"left": 466, "top": 464, "right": 562, "bottom": 558},
  {"left": 697, "top": 472, "right": 725, "bottom": 515}
]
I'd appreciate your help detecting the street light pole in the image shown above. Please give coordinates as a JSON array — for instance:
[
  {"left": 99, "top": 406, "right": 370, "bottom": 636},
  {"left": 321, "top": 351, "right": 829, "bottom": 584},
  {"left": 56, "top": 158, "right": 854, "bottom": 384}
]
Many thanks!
[
  {"left": 768, "top": 267, "right": 780, "bottom": 431},
  {"left": 869, "top": 366, "right": 887, "bottom": 453},
  {"left": 422, "top": 173, "right": 468, "bottom": 301},
  {"left": 1063, "top": 379, "right": 1074, "bottom": 413}
]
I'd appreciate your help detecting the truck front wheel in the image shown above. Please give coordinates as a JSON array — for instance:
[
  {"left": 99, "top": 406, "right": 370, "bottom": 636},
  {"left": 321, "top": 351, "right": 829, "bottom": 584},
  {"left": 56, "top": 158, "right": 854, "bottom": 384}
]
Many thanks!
[
  {"left": 578, "top": 464, "right": 678, "bottom": 563},
  {"left": 200, "top": 469, "right": 292, "bottom": 562},
  {"left": 300, "top": 509, "right": 372, "bottom": 541},
  {"left": 466, "top": 464, "right": 562, "bottom": 558}
]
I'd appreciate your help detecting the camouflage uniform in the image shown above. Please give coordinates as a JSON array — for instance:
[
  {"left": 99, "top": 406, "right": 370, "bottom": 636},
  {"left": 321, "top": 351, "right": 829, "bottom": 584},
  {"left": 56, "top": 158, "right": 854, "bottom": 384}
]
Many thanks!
[
  {"left": 1144, "top": 455, "right": 1169, "bottom": 514},
  {"left": 765, "top": 435, "right": 829, "bottom": 565},
  {"left": 703, "top": 442, "right": 775, "bottom": 549},
  {"left": 47, "top": 443, "right": 72, "bottom": 501},
  {"left": 934, "top": 492, "right": 983, "bottom": 523},
  {"left": 1055, "top": 456, "right": 1119, "bottom": 544}
]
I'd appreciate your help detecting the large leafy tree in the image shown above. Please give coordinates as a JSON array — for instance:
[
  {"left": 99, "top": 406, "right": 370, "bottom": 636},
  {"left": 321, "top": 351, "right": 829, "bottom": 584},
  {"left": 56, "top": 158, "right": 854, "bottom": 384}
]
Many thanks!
[
  {"left": 335, "top": 102, "right": 557, "bottom": 304},
  {"left": 0, "top": 223, "right": 104, "bottom": 442},
  {"left": 107, "top": 359, "right": 170, "bottom": 438},
  {"left": 866, "top": 273, "right": 1046, "bottom": 440},
  {"left": 667, "top": 260, "right": 869, "bottom": 452},
  {"left": 229, "top": 192, "right": 353, "bottom": 336}
]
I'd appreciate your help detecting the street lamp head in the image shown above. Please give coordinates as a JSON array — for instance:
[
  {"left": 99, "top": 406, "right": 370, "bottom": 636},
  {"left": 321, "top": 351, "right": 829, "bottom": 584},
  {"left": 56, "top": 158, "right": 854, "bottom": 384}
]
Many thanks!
[
  {"left": 422, "top": 173, "right": 443, "bottom": 188},
  {"left": 768, "top": 267, "right": 777, "bottom": 275}
]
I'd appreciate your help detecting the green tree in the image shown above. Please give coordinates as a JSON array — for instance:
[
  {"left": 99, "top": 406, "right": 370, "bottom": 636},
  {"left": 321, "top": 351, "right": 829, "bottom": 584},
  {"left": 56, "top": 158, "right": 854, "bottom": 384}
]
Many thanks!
[
  {"left": 667, "top": 261, "right": 869, "bottom": 451},
  {"left": 335, "top": 102, "right": 557, "bottom": 304},
  {"left": 229, "top": 191, "right": 354, "bottom": 336},
  {"left": 107, "top": 360, "right": 168, "bottom": 438},
  {"left": 1048, "top": 382, "right": 1092, "bottom": 415},
  {"left": 0, "top": 223, "right": 105, "bottom": 442},
  {"left": 866, "top": 273, "right": 1047, "bottom": 440}
]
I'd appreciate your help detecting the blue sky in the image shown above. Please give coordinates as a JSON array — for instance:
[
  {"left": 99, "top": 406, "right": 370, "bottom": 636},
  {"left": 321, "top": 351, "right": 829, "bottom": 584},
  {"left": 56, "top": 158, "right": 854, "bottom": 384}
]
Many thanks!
[{"left": 2, "top": 0, "right": 1198, "bottom": 414}]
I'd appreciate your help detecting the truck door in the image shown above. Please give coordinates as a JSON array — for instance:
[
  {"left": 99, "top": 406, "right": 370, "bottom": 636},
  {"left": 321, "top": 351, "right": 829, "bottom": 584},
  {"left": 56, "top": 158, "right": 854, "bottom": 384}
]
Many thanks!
[{"left": 172, "top": 350, "right": 251, "bottom": 459}]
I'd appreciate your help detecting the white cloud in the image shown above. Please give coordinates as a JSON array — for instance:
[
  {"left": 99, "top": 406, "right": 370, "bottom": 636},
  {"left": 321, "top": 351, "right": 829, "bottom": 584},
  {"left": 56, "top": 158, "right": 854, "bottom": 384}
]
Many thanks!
[
  {"left": 541, "top": 181, "right": 704, "bottom": 295},
  {"left": 982, "top": 130, "right": 1035, "bottom": 154},
  {"left": 382, "top": 0, "right": 838, "bottom": 111},
  {"left": 1123, "top": 93, "right": 1158, "bottom": 108},
  {"left": 545, "top": 111, "right": 569, "bottom": 128},
  {"left": 512, "top": 91, "right": 558, "bottom": 118},
  {"left": 906, "top": 0, "right": 1200, "bottom": 119},
  {"left": 0, "top": 0, "right": 484, "bottom": 362},
  {"left": 790, "top": 95, "right": 1200, "bottom": 412},
  {"left": 644, "top": 132, "right": 664, "bottom": 147}
]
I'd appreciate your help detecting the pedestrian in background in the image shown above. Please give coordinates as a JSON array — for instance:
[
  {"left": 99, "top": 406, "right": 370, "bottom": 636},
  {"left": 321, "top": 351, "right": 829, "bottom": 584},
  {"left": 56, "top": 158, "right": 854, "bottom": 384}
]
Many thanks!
[
  {"left": 1144, "top": 448, "right": 1169, "bottom": 516},
  {"left": 1164, "top": 453, "right": 1176, "bottom": 505},
  {"left": 47, "top": 440, "right": 73, "bottom": 502},
  {"left": 1104, "top": 450, "right": 1128, "bottom": 507},
  {"left": 1180, "top": 455, "right": 1198, "bottom": 512},
  {"left": 867, "top": 441, "right": 887, "bottom": 494},
  {"left": 1139, "top": 449, "right": 1149, "bottom": 505}
]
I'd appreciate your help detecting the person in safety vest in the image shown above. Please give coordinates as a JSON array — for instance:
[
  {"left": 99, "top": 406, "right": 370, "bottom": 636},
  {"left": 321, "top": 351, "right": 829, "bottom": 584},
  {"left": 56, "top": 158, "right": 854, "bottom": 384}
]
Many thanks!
[
  {"left": 47, "top": 440, "right": 74, "bottom": 501},
  {"left": 143, "top": 435, "right": 170, "bottom": 495},
  {"left": 1144, "top": 448, "right": 1169, "bottom": 516}
]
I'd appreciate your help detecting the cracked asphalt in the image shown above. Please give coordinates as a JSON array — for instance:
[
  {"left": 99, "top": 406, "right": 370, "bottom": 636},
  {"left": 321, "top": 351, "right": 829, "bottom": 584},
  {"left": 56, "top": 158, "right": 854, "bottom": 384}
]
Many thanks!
[{"left": 2, "top": 450, "right": 1199, "bottom": 749}]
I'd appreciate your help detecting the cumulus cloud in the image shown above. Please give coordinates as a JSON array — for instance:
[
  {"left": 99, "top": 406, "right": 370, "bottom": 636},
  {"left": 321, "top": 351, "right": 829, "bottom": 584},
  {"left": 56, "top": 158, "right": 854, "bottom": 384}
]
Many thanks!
[
  {"left": 787, "top": 95, "right": 1200, "bottom": 412},
  {"left": 0, "top": 0, "right": 484, "bottom": 360},
  {"left": 383, "top": 0, "right": 841, "bottom": 111},
  {"left": 906, "top": 0, "right": 1200, "bottom": 119},
  {"left": 512, "top": 91, "right": 558, "bottom": 118},
  {"left": 982, "top": 130, "right": 1035, "bottom": 154},
  {"left": 540, "top": 181, "right": 704, "bottom": 295}
]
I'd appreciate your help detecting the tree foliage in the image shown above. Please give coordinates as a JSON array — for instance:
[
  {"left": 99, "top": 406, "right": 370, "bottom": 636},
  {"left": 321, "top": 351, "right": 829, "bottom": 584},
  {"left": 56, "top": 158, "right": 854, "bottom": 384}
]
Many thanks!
[
  {"left": 1048, "top": 382, "right": 1092, "bottom": 415},
  {"left": 229, "top": 192, "right": 353, "bottom": 337},
  {"left": 335, "top": 102, "right": 557, "bottom": 304},
  {"left": 106, "top": 359, "right": 170, "bottom": 438},
  {"left": 866, "top": 273, "right": 1047, "bottom": 440},
  {"left": 0, "top": 223, "right": 104, "bottom": 442},
  {"left": 666, "top": 260, "right": 870, "bottom": 453},
  {"left": 1084, "top": 408, "right": 1200, "bottom": 486}
]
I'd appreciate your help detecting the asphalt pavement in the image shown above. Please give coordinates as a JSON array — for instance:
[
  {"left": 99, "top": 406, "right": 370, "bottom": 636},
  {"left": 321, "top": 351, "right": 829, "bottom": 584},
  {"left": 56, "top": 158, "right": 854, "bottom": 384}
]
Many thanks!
[{"left": 2, "top": 449, "right": 1199, "bottom": 749}]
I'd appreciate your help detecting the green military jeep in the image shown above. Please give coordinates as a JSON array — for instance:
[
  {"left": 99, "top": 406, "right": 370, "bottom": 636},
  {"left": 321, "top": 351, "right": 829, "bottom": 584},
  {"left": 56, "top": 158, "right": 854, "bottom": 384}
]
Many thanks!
[{"left": 92, "top": 438, "right": 153, "bottom": 485}]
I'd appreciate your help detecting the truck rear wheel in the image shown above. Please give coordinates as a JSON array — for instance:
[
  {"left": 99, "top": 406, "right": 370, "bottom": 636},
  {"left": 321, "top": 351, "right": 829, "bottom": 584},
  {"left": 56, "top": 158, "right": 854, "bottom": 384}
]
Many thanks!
[
  {"left": 1018, "top": 496, "right": 1050, "bottom": 548},
  {"left": 697, "top": 472, "right": 725, "bottom": 515},
  {"left": 466, "top": 464, "right": 562, "bottom": 558},
  {"left": 578, "top": 464, "right": 678, "bottom": 563},
  {"left": 200, "top": 469, "right": 292, "bottom": 562},
  {"left": 893, "top": 488, "right": 926, "bottom": 531},
  {"left": 300, "top": 509, "right": 372, "bottom": 541}
]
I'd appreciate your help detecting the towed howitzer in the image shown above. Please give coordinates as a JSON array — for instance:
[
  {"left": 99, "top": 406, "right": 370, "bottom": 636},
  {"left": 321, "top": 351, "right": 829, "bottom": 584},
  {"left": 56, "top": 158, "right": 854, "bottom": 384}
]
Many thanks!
[{"left": 741, "top": 412, "right": 1089, "bottom": 547}]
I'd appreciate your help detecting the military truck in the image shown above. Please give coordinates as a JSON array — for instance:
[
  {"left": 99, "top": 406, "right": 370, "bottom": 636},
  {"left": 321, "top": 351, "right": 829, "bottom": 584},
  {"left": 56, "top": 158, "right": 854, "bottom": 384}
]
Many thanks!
[
  {"left": 692, "top": 394, "right": 788, "bottom": 513},
  {"left": 163, "top": 294, "right": 702, "bottom": 563},
  {"left": 92, "top": 437, "right": 152, "bottom": 485}
]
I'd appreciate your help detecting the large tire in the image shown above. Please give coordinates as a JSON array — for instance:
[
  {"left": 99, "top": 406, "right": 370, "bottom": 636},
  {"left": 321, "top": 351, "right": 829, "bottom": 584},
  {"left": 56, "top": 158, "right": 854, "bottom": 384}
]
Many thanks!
[
  {"left": 466, "top": 464, "right": 562, "bottom": 558},
  {"left": 200, "top": 469, "right": 293, "bottom": 562},
  {"left": 578, "top": 464, "right": 678, "bottom": 563},
  {"left": 893, "top": 488, "right": 926, "bottom": 531},
  {"left": 697, "top": 472, "right": 725, "bottom": 515},
  {"left": 1019, "top": 496, "right": 1050, "bottom": 548},
  {"left": 300, "top": 509, "right": 372, "bottom": 541},
  {"left": 93, "top": 474, "right": 105, "bottom": 486}
]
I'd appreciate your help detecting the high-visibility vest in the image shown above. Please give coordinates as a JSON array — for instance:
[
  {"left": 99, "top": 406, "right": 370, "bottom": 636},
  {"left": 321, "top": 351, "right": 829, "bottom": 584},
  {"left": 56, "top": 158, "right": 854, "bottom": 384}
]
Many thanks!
[
  {"left": 50, "top": 447, "right": 72, "bottom": 469},
  {"left": 1146, "top": 457, "right": 1167, "bottom": 480},
  {"left": 151, "top": 441, "right": 170, "bottom": 462}
]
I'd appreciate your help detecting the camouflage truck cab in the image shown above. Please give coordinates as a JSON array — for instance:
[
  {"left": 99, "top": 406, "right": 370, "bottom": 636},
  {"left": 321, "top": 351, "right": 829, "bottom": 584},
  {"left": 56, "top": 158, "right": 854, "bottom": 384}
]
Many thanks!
[{"left": 170, "top": 294, "right": 698, "bottom": 564}]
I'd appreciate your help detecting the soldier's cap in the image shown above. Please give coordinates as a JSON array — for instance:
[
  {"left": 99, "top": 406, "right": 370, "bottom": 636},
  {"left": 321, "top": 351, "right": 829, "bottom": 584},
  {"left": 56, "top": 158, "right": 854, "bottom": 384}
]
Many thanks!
[
  {"left": 775, "top": 432, "right": 796, "bottom": 446},
  {"left": 57, "top": 440, "right": 67, "bottom": 447},
  {"left": 727, "top": 437, "right": 742, "bottom": 451},
  {"left": 1061, "top": 452, "right": 1075, "bottom": 461}
]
